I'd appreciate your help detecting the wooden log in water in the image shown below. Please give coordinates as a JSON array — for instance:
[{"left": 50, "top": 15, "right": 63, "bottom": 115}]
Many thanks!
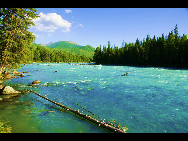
[{"left": 27, "top": 89, "right": 126, "bottom": 133}]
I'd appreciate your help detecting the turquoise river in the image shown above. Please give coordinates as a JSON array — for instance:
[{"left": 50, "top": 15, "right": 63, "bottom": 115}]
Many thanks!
[{"left": 0, "top": 63, "right": 188, "bottom": 133}]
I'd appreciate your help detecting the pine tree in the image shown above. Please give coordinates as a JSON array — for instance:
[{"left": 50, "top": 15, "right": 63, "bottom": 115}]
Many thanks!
[
  {"left": 93, "top": 46, "right": 102, "bottom": 64},
  {"left": 0, "top": 8, "right": 38, "bottom": 73},
  {"left": 156, "top": 34, "right": 166, "bottom": 66},
  {"left": 166, "top": 30, "right": 176, "bottom": 66},
  {"left": 174, "top": 24, "right": 179, "bottom": 38},
  {"left": 121, "top": 40, "right": 125, "bottom": 47}
]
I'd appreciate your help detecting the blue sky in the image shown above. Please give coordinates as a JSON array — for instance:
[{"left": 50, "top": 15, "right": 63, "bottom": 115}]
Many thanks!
[{"left": 29, "top": 8, "right": 188, "bottom": 48}]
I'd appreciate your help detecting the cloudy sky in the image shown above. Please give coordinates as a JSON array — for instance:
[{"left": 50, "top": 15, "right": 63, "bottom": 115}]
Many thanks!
[{"left": 29, "top": 8, "right": 188, "bottom": 48}]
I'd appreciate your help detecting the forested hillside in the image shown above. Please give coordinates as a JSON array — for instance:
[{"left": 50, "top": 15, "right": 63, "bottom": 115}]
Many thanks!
[
  {"left": 30, "top": 43, "right": 94, "bottom": 63},
  {"left": 93, "top": 25, "right": 188, "bottom": 68},
  {"left": 45, "top": 41, "right": 95, "bottom": 59}
]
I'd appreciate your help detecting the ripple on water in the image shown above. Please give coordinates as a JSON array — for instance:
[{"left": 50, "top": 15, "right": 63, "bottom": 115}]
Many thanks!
[{"left": 3, "top": 63, "right": 188, "bottom": 133}]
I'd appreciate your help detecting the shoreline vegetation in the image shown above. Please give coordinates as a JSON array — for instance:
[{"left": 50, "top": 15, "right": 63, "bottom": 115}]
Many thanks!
[
  {"left": 0, "top": 8, "right": 39, "bottom": 133},
  {"left": 93, "top": 24, "right": 188, "bottom": 69},
  {"left": 0, "top": 8, "right": 38, "bottom": 84},
  {"left": 0, "top": 8, "right": 94, "bottom": 82}
]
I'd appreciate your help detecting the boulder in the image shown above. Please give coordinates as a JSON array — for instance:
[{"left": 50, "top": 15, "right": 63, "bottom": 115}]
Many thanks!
[
  {"left": 3, "top": 74, "right": 15, "bottom": 80},
  {"left": 13, "top": 71, "right": 25, "bottom": 77},
  {"left": 19, "top": 74, "right": 24, "bottom": 77},
  {"left": 32, "top": 80, "right": 41, "bottom": 84},
  {"left": 0, "top": 80, "right": 4, "bottom": 84},
  {"left": 22, "top": 71, "right": 29, "bottom": 73},
  {"left": 1, "top": 86, "right": 21, "bottom": 95},
  {"left": 12, "top": 71, "right": 20, "bottom": 76}
]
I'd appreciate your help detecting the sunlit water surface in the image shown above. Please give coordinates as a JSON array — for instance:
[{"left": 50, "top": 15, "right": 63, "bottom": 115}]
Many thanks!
[{"left": 1, "top": 63, "right": 188, "bottom": 133}]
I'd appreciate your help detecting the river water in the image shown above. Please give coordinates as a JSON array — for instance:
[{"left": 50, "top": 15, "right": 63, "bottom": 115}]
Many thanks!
[{"left": 0, "top": 63, "right": 188, "bottom": 133}]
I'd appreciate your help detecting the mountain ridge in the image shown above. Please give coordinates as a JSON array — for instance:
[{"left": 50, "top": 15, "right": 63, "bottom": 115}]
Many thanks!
[
  {"left": 44, "top": 41, "right": 95, "bottom": 59},
  {"left": 40, "top": 42, "right": 54, "bottom": 46},
  {"left": 40, "top": 41, "right": 91, "bottom": 47}
]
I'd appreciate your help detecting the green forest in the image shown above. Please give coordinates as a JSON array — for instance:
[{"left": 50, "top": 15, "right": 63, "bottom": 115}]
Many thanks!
[
  {"left": 45, "top": 41, "right": 95, "bottom": 59},
  {"left": 0, "top": 8, "right": 94, "bottom": 75},
  {"left": 0, "top": 8, "right": 38, "bottom": 73},
  {"left": 46, "top": 41, "right": 95, "bottom": 58},
  {"left": 30, "top": 43, "right": 94, "bottom": 63},
  {"left": 93, "top": 24, "right": 188, "bottom": 68}
]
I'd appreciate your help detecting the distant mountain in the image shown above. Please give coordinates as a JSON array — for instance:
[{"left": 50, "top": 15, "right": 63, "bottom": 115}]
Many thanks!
[
  {"left": 45, "top": 41, "right": 95, "bottom": 58},
  {"left": 40, "top": 42, "right": 54, "bottom": 46},
  {"left": 66, "top": 41, "right": 79, "bottom": 45}
]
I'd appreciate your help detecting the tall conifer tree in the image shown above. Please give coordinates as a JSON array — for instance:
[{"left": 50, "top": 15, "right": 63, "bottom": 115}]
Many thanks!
[{"left": 0, "top": 8, "right": 38, "bottom": 73}]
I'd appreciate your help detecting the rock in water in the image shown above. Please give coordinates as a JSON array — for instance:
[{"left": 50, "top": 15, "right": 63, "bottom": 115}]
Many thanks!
[
  {"left": 0, "top": 80, "right": 4, "bottom": 84},
  {"left": 19, "top": 74, "right": 24, "bottom": 77},
  {"left": 32, "top": 80, "right": 41, "bottom": 84},
  {"left": 1, "top": 86, "right": 21, "bottom": 95}
]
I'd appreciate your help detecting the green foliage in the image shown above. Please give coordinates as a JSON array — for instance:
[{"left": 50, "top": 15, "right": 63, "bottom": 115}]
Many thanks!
[
  {"left": 0, "top": 119, "right": 12, "bottom": 133},
  {"left": 45, "top": 41, "right": 95, "bottom": 59},
  {"left": 93, "top": 25, "right": 188, "bottom": 68},
  {"left": 0, "top": 8, "right": 93, "bottom": 73},
  {"left": 0, "top": 8, "right": 38, "bottom": 73},
  {"left": 30, "top": 43, "right": 93, "bottom": 63}
]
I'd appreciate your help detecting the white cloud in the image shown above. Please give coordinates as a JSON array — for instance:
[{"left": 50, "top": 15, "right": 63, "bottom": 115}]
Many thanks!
[
  {"left": 74, "top": 23, "right": 84, "bottom": 29},
  {"left": 65, "top": 10, "right": 72, "bottom": 13},
  {"left": 78, "top": 24, "right": 83, "bottom": 27},
  {"left": 32, "top": 32, "right": 41, "bottom": 38},
  {"left": 32, "top": 12, "right": 71, "bottom": 33}
]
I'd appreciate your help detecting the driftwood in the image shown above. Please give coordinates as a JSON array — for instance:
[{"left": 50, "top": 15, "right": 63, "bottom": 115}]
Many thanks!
[{"left": 27, "top": 89, "right": 126, "bottom": 133}]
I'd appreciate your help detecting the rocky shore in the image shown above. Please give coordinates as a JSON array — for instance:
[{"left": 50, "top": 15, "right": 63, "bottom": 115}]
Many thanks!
[
  {"left": 0, "top": 71, "right": 29, "bottom": 95},
  {"left": 0, "top": 70, "right": 31, "bottom": 133}
]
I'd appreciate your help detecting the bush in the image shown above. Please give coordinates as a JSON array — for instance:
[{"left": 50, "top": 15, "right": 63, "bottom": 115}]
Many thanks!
[{"left": 0, "top": 119, "right": 12, "bottom": 133}]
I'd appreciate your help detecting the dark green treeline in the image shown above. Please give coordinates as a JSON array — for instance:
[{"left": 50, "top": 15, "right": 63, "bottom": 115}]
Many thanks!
[{"left": 93, "top": 25, "right": 188, "bottom": 68}]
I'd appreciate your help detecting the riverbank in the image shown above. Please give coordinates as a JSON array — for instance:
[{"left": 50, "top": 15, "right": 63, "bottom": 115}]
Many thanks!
[
  {"left": 0, "top": 70, "right": 29, "bottom": 133},
  {"left": 99, "top": 63, "right": 188, "bottom": 71},
  {"left": 0, "top": 118, "right": 12, "bottom": 133}
]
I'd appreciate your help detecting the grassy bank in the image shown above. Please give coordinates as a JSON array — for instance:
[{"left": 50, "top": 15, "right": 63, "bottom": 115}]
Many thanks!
[{"left": 0, "top": 119, "right": 12, "bottom": 133}]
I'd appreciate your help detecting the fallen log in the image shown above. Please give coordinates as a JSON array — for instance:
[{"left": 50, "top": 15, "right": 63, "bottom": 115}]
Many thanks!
[{"left": 27, "top": 89, "right": 126, "bottom": 133}]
